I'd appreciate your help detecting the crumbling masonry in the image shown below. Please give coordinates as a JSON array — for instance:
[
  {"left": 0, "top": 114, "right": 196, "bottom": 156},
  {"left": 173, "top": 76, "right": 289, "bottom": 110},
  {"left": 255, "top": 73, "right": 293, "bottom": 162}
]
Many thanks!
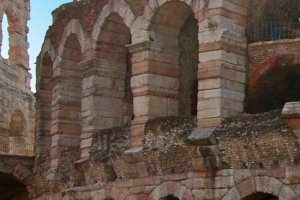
[{"left": 4, "top": 0, "right": 300, "bottom": 199}]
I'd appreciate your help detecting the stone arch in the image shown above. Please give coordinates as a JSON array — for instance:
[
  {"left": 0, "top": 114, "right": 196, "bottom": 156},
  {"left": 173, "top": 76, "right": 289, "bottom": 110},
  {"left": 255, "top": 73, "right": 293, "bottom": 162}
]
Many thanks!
[
  {"left": 0, "top": 171, "right": 30, "bottom": 200},
  {"left": 249, "top": 54, "right": 299, "bottom": 89},
  {"left": 144, "top": 0, "right": 200, "bottom": 23},
  {"left": 0, "top": 2, "right": 29, "bottom": 67},
  {"left": 0, "top": 157, "right": 33, "bottom": 200},
  {"left": 10, "top": 109, "right": 27, "bottom": 137},
  {"left": 38, "top": 39, "right": 55, "bottom": 90},
  {"left": 147, "top": 1, "right": 195, "bottom": 45},
  {"left": 148, "top": 181, "right": 194, "bottom": 200},
  {"left": 50, "top": 27, "right": 84, "bottom": 168},
  {"left": 144, "top": 1, "right": 199, "bottom": 118},
  {"left": 35, "top": 39, "right": 56, "bottom": 164},
  {"left": 79, "top": 8, "right": 134, "bottom": 158},
  {"left": 0, "top": 6, "right": 19, "bottom": 59},
  {"left": 40, "top": 39, "right": 56, "bottom": 65},
  {"left": 9, "top": 109, "right": 33, "bottom": 156},
  {"left": 90, "top": 11, "right": 133, "bottom": 126},
  {"left": 248, "top": 53, "right": 300, "bottom": 113},
  {"left": 58, "top": 19, "right": 87, "bottom": 58},
  {"left": 222, "top": 176, "right": 297, "bottom": 200},
  {"left": 91, "top": 0, "right": 136, "bottom": 47}
]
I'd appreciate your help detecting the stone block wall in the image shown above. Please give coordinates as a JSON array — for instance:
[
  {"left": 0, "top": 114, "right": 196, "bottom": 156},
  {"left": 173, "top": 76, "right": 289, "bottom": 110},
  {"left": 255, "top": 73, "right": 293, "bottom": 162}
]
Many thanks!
[
  {"left": 35, "top": 0, "right": 250, "bottom": 167},
  {"left": 0, "top": 0, "right": 34, "bottom": 156},
  {"left": 31, "top": 0, "right": 300, "bottom": 199}
]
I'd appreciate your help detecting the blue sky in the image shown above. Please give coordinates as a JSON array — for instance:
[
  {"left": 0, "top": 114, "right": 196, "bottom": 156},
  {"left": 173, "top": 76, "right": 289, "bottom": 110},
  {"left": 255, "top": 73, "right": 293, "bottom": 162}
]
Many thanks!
[{"left": 2, "top": 1, "right": 72, "bottom": 92}]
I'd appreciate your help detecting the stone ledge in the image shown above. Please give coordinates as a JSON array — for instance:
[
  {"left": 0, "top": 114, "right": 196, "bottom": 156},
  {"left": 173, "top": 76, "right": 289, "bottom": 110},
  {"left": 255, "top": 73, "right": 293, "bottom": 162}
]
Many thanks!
[
  {"left": 282, "top": 102, "right": 300, "bottom": 129},
  {"left": 188, "top": 127, "right": 216, "bottom": 145},
  {"left": 282, "top": 102, "right": 300, "bottom": 118}
]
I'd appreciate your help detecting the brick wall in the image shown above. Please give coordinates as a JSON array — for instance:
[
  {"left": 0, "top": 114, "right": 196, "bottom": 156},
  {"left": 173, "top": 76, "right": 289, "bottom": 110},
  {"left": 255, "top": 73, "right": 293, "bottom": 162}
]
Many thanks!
[{"left": 249, "top": 39, "right": 300, "bottom": 74}]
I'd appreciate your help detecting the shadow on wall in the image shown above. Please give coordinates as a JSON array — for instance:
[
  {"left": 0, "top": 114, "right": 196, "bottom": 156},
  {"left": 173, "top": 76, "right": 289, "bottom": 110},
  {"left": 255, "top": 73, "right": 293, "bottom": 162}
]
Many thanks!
[
  {"left": 247, "top": 64, "right": 300, "bottom": 113},
  {"left": 242, "top": 192, "right": 278, "bottom": 200}
]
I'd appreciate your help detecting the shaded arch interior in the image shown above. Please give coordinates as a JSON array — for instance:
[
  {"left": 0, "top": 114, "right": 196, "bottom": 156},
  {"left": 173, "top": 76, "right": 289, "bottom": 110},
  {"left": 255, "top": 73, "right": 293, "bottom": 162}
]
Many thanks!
[
  {"left": 242, "top": 192, "right": 278, "bottom": 200},
  {"left": 149, "top": 1, "right": 199, "bottom": 117},
  {"left": 96, "top": 12, "right": 133, "bottom": 125},
  {"left": 248, "top": 64, "right": 300, "bottom": 113},
  {"left": 10, "top": 109, "right": 27, "bottom": 136}
]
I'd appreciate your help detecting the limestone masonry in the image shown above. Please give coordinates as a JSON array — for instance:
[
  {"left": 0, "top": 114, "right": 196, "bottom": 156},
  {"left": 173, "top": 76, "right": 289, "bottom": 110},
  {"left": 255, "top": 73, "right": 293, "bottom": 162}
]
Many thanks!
[{"left": 3, "top": 0, "right": 300, "bottom": 199}]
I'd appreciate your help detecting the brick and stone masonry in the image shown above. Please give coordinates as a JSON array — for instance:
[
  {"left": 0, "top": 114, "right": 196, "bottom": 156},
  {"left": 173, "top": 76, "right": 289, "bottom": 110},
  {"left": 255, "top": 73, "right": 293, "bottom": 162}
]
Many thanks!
[
  {"left": 6, "top": 0, "right": 300, "bottom": 199},
  {"left": 0, "top": 0, "right": 34, "bottom": 156}
]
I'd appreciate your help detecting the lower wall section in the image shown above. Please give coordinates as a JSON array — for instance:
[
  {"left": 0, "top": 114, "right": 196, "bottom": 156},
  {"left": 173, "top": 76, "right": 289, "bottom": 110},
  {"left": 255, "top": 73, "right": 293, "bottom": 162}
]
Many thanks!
[
  {"left": 32, "top": 167, "right": 300, "bottom": 200},
  {"left": 28, "top": 112, "right": 300, "bottom": 200}
]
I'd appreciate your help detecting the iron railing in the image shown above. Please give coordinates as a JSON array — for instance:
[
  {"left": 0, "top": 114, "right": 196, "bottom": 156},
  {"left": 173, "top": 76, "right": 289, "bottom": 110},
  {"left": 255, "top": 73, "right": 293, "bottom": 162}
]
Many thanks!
[
  {"left": 0, "top": 141, "right": 34, "bottom": 156},
  {"left": 252, "top": 22, "right": 300, "bottom": 42}
]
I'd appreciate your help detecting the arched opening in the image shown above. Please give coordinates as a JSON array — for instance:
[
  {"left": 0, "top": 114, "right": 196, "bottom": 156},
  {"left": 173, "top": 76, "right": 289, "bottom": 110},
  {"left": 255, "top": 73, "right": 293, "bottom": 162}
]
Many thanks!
[
  {"left": 149, "top": 1, "right": 198, "bottom": 118},
  {"left": 178, "top": 14, "right": 198, "bottom": 117},
  {"left": 242, "top": 192, "right": 278, "bottom": 200},
  {"left": 35, "top": 51, "right": 53, "bottom": 163},
  {"left": 10, "top": 110, "right": 26, "bottom": 137},
  {"left": 248, "top": 64, "right": 300, "bottom": 113},
  {"left": 159, "top": 195, "right": 180, "bottom": 200},
  {"left": 1, "top": 13, "right": 9, "bottom": 59},
  {"left": 95, "top": 13, "right": 132, "bottom": 126},
  {"left": 50, "top": 32, "right": 83, "bottom": 167},
  {"left": 58, "top": 33, "right": 83, "bottom": 137},
  {"left": 9, "top": 109, "right": 33, "bottom": 155},
  {"left": 0, "top": 172, "right": 29, "bottom": 200}
]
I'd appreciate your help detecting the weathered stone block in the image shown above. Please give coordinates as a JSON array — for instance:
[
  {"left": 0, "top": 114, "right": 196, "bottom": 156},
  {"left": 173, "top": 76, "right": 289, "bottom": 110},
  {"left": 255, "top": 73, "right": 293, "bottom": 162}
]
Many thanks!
[{"left": 188, "top": 127, "right": 216, "bottom": 145}]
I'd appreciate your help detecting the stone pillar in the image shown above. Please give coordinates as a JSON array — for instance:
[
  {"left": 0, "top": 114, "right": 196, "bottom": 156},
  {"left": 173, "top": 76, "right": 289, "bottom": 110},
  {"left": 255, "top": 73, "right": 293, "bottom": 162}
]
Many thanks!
[
  {"left": 1, "top": 0, "right": 30, "bottom": 69},
  {"left": 282, "top": 102, "right": 300, "bottom": 134},
  {"left": 127, "top": 41, "right": 180, "bottom": 147},
  {"left": 50, "top": 69, "right": 82, "bottom": 168},
  {"left": 79, "top": 58, "right": 127, "bottom": 159},
  {"left": 35, "top": 90, "right": 52, "bottom": 164},
  {"left": 197, "top": 12, "right": 247, "bottom": 127}
]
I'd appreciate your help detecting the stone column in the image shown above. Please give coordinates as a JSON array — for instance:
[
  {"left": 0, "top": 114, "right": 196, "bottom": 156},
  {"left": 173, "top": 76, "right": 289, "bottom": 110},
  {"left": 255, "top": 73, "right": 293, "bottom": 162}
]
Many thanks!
[
  {"left": 197, "top": 12, "right": 247, "bottom": 127},
  {"left": 50, "top": 71, "right": 82, "bottom": 168},
  {"left": 35, "top": 89, "right": 52, "bottom": 164},
  {"left": 127, "top": 41, "right": 181, "bottom": 147},
  {"left": 282, "top": 102, "right": 300, "bottom": 135},
  {"left": 79, "top": 58, "right": 127, "bottom": 159}
]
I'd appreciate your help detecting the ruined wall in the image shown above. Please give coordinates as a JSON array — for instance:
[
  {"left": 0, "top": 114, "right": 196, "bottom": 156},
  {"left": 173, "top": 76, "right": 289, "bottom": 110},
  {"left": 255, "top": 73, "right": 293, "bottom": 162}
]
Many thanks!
[
  {"left": 31, "top": 0, "right": 300, "bottom": 199},
  {"left": 28, "top": 111, "right": 300, "bottom": 200},
  {"left": 0, "top": 0, "right": 34, "bottom": 156},
  {"left": 35, "top": 0, "right": 248, "bottom": 170}
]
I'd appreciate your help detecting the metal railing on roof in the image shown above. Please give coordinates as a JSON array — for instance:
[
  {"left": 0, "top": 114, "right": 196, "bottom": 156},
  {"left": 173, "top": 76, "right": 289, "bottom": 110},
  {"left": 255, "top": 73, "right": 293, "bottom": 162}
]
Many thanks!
[
  {"left": 252, "top": 22, "right": 300, "bottom": 42},
  {"left": 0, "top": 141, "right": 34, "bottom": 156}
]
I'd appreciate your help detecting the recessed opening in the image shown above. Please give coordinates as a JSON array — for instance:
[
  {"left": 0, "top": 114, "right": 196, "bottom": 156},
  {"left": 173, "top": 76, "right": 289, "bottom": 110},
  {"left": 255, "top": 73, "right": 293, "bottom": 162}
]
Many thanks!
[
  {"left": 242, "top": 192, "right": 278, "bottom": 200},
  {"left": 248, "top": 64, "right": 300, "bottom": 113},
  {"left": 1, "top": 14, "right": 9, "bottom": 59},
  {"left": 149, "top": 1, "right": 198, "bottom": 118},
  {"left": 96, "top": 13, "right": 133, "bottom": 126},
  {"left": 179, "top": 14, "right": 198, "bottom": 117},
  {"left": 10, "top": 110, "right": 26, "bottom": 136},
  {"left": 159, "top": 195, "right": 180, "bottom": 200}
]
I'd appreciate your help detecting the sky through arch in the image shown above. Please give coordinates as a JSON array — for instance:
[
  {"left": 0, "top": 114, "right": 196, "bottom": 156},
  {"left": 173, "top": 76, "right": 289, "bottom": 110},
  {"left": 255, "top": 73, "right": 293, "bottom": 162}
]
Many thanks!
[{"left": 1, "top": 1, "right": 72, "bottom": 92}]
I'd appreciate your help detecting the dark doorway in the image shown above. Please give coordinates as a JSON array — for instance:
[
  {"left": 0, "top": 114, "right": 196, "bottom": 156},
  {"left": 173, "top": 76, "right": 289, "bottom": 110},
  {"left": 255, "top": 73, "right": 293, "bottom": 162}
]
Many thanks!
[
  {"left": 159, "top": 195, "right": 180, "bottom": 200},
  {"left": 242, "top": 192, "right": 278, "bottom": 200}
]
